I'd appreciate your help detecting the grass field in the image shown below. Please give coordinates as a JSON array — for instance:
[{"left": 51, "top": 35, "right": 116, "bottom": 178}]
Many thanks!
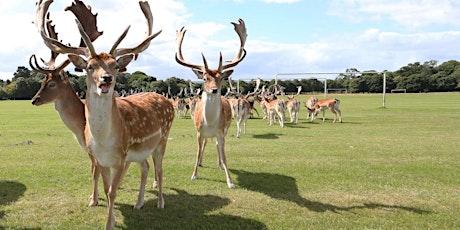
[{"left": 0, "top": 93, "right": 459, "bottom": 229}]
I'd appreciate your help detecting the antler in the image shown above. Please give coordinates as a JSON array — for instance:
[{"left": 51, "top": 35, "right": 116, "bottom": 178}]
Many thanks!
[
  {"left": 32, "top": 0, "right": 103, "bottom": 72},
  {"left": 296, "top": 86, "right": 302, "bottom": 95},
  {"left": 65, "top": 0, "right": 103, "bottom": 47},
  {"left": 175, "top": 18, "right": 247, "bottom": 73},
  {"left": 35, "top": 0, "right": 160, "bottom": 59},
  {"left": 109, "top": 1, "right": 161, "bottom": 59},
  {"left": 221, "top": 18, "right": 247, "bottom": 71}
]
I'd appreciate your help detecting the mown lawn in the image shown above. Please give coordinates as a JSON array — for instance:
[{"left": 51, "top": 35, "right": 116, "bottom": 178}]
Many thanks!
[{"left": 0, "top": 93, "right": 459, "bottom": 229}]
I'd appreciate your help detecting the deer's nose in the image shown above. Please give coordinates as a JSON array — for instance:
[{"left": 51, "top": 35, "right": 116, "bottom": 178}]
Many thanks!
[
  {"left": 211, "top": 88, "right": 218, "bottom": 94},
  {"left": 101, "top": 76, "right": 113, "bottom": 83}
]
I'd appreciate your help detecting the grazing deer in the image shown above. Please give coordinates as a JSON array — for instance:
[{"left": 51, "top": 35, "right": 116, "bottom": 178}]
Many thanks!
[
  {"left": 305, "top": 96, "right": 319, "bottom": 121},
  {"left": 175, "top": 18, "right": 247, "bottom": 188},
  {"left": 312, "top": 98, "right": 342, "bottom": 123},
  {"left": 286, "top": 86, "right": 301, "bottom": 124},
  {"left": 35, "top": 1, "right": 172, "bottom": 229}
]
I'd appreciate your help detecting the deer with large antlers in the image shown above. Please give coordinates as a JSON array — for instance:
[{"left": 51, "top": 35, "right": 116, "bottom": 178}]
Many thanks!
[
  {"left": 175, "top": 18, "right": 247, "bottom": 189},
  {"left": 35, "top": 1, "right": 172, "bottom": 229},
  {"left": 31, "top": 0, "right": 152, "bottom": 208}
]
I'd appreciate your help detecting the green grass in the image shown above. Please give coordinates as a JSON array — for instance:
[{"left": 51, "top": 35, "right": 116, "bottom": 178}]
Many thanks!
[{"left": 1, "top": 93, "right": 460, "bottom": 229}]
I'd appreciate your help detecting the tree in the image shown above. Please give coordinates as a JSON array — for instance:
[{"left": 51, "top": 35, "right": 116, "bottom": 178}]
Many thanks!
[{"left": 12, "top": 66, "right": 32, "bottom": 81}]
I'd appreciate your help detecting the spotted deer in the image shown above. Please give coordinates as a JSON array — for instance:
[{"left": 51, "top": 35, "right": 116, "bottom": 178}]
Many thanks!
[
  {"left": 35, "top": 1, "right": 173, "bottom": 229},
  {"left": 175, "top": 18, "right": 247, "bottom": 188},
  {"left": 30, "top": 0, "right": 152, "bottom": 208}
]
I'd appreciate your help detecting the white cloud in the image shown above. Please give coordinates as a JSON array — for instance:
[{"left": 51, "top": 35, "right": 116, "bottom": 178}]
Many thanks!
[{"left": 329, "top": 0, "right": 460, "bottom": 27}]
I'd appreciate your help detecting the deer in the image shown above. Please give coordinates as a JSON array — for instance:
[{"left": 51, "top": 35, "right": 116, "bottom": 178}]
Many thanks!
[
  {"left": 169, "top": 86, "right": 188, "bottom": 118},
  {"left": 30, "top": 0, "right": 107, "bottom": 207},
  {"left": 175, "top": 18, "right": 247, "bottom": 189},
  {"left": 227, "top": 77, "right": 259, "bottom": 137},
  {"left": 305, "top": 96, "right": 319, "bottom": 121},
  {"left": 30, "top": 1, "right": 153, "bottom": 208},
  {"left": 285, "top": 86, "right": 301, "bottom": 124},
  {"left": 311, "top": 98, "right": 342, "bottom": 123},
  {"left": 35, "top": 1, "right": 173, "bottom": 229}
]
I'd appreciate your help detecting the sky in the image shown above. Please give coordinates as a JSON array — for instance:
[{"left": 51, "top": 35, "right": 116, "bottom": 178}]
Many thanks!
[{"left": 2, "top": 0, "right": 460, "bottom": 81}]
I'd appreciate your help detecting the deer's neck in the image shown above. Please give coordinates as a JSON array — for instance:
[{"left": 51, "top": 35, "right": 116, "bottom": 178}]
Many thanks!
[
  {"left": 54, "top": 85, "right": 86, "bottom": 148},
  {"left": 201, "top": 91, "right": 222, "bottom": 125},
  {"left": 85, "top": 94, "right": 122, "bottom": 141}
]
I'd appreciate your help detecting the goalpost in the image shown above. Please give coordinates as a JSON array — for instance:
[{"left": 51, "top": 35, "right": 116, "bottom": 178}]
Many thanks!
[
  {"left": 274, "top": 71, "right": 388, "bottom": 108},
  {"left": 231, "top": 71, "right": 388, "bottom": 108}
]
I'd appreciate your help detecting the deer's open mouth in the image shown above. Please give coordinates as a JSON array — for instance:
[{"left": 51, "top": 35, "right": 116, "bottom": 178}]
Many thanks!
[{"left": 98, "top": 83, "right": 111, "bottom": 94}]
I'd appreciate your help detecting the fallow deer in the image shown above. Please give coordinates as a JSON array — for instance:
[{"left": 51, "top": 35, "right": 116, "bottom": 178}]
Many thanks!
[
  {"left": 30, "top": 0, "right": 146, "bottom": 208},
  {"left": 35, "top": 1, "right": 173, "bottom": 229},
  {"left": 227, "top": 77, "right": 259, "bottom": 137},
  {"left": 286, "top": 86, "right": 301, "bottom": 124},
  {"left": 30, "top": 0, "right": 105, "bottom": 206},
  {"left": 305, "top": 96, "right": 318, "bottom": 121},
  {"left": 312, "top": 98, "right": 342, "bottom": 123},
  {"left": 175, "top": 18, "right": 247, "bottom": 188}
]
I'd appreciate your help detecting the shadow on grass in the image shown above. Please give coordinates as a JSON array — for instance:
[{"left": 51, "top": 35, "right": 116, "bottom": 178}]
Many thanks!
[
  {"left": 117, "top": 188, "right": 266, "bottom": 230},
  {"left": 0, "top": 180, "right": 39, "bottom": 230},
  {"left": 231, "top": 169, "right": 431, "bottom": 215},
  {"left": 0, "top": 181, "right": 26, "bottom": 219},
  {"left": 251, "top": 133, "right": 282, "bottom": 139}
]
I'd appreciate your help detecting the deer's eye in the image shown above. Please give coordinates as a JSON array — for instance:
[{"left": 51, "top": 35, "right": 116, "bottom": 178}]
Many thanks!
[
  {"left": 87, "top": 65, "right": 93, "bottom": 71},
  {"left": 48, "top": 81, "right": 56, "bottom": 88}
]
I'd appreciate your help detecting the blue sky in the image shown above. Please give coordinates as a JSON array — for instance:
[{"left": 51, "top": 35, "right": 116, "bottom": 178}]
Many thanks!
[{"left": 1, "top": 0, "right": 460, "bottom": 81}]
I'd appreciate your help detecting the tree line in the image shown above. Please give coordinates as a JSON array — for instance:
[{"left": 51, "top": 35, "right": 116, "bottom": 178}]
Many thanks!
[{"left": 1, "top": 59, "right": 459, "bottom": 100}]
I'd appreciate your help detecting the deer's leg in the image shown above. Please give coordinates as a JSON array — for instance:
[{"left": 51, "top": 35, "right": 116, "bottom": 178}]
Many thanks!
[
  {"left": 322, "top": 109, "right": 326, "bottom": 122},
  {"left": 106, "top": 163, "right": 124, "bottom": 230},
  {"left": 336, "top": 107, "right": 342, "bottom": 123},
  {"left": 88, "top": 153, "right": 99, "bottom": 207},
  {"left": 192, "top": 134, "right": 205, "bottom": 180},
  {"left": 152, "top": 142, "right": 166, "bottom": 209},
  {"left": 216, "top": 133, "right": 234, "bottom": 189},
  {"left": 134, "top": 160, "right": 149, "bottom": 209}
]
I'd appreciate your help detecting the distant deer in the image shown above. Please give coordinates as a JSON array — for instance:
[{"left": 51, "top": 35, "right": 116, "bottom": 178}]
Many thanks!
[
  {"left": 175, "top": 18, "right": 247, "bottom": 188},
  {"left": 286, "top": 86, "right": 302, "bottom": 124}
]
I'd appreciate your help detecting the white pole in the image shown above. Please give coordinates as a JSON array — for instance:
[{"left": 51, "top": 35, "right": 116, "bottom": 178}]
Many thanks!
[
  {"left": 383, "top": 72, "right": 386, "bottom": 108},
  {"left": 324, "top": 79, "right": 327, "bottom": 98}
]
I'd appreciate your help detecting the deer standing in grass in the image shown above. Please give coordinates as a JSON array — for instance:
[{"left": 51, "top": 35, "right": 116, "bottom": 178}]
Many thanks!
[
  {"left": 312, "top": 98, "right": 342, "bottom": 123},
  {"left": 175, "top": 18, "right": 247, "bottom": 189},
  {"left": 31, "top": 0, "right": 118, "bottom": 207},
  {"left": 305, "top": 96, "right": 319, "bottom": 121},
  {"left": 35, "top": 1, "right": 172, "bottom": 229},
  {"left": 227, "top": 78, "right": 259, "bottom": 138},
  {"left": 286, "top": 86, "right": 301, "bottom": 124},
  {"left": 30, "top": 1, "right": 104, "bottom": 205}
]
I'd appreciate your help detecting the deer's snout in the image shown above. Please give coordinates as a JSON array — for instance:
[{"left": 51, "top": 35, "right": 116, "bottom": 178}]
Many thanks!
[
  {"left": 211, "top": 88, "right": 219, "bottom": 94},
  {"left": 101, "top": 75, "right": 113, "bottom": 83}
]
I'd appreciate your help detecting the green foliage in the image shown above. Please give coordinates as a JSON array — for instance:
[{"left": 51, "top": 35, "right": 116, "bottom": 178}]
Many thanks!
[
  {"left": 1, "top": 93, "right": 460, "bottom": 229},
  {"left": 2, "top": 59, "right": 460, "bottom": 100}
]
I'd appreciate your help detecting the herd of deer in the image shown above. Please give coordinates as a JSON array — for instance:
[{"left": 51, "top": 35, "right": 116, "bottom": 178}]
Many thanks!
[{"left": 29, "top": 1, "right": 341, "bottom": 229}]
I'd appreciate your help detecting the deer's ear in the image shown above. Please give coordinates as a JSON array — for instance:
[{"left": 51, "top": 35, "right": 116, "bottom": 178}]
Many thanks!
[
  {"left": 221, "top": 70, "right": 234, "bottom": 80},
  {"left": 116, "top": 54, "right": 134, "bottom": 73},
  {"left": 68, "top": 54, "right": 87, "bottom": 70}
]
